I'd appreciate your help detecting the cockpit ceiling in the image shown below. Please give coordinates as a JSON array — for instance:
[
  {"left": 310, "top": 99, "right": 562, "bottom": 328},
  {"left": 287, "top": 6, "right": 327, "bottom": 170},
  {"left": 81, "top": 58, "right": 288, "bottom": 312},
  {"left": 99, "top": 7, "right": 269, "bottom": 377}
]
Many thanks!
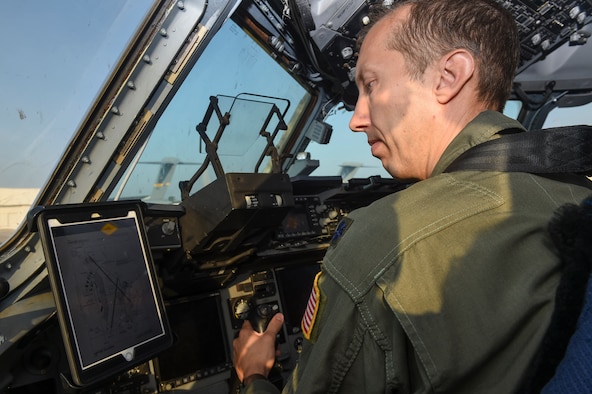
[
  {"left": 279, "top": 0, "right": 592, "bottom": 101},
  {"left": 504, "top": 0, "right": 592, "bottom": 73},
  {"left": 515, "top": 23, "right": 592, "bottom": 92}
]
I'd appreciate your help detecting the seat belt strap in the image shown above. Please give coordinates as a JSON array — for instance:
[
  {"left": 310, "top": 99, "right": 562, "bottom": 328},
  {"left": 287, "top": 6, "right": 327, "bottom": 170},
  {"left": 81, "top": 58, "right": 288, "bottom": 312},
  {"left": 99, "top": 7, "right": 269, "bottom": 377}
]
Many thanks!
[{"left": 444, "top": 125, "right": 592, "bottom": 175}]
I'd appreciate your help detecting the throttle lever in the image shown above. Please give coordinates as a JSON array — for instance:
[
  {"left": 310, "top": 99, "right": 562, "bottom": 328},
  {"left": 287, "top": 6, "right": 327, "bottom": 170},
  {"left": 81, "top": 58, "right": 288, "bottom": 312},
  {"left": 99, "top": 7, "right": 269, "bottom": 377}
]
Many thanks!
[{"left": 249, "top": 303, "right": 280, "bottom": 333}]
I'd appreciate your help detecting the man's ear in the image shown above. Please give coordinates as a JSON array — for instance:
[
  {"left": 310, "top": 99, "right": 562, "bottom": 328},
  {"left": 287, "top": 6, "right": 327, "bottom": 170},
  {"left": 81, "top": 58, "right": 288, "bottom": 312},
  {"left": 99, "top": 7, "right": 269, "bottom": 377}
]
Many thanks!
[{"left": 434, "top": 49, "right": 475, "bottom": 104}]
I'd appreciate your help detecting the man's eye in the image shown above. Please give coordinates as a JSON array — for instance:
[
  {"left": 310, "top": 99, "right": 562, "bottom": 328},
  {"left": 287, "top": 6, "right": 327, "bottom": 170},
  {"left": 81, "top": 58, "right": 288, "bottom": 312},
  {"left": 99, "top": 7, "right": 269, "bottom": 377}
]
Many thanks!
[{"left": 365, "top": 81, "right": 375, "bottom": 91}]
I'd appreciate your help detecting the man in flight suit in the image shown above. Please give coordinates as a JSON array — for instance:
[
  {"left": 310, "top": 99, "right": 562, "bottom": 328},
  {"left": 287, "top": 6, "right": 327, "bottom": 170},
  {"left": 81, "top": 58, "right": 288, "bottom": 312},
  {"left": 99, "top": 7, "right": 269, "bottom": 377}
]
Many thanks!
[{"left": 233, "top": 0, "right": 592, "bottom": 392}]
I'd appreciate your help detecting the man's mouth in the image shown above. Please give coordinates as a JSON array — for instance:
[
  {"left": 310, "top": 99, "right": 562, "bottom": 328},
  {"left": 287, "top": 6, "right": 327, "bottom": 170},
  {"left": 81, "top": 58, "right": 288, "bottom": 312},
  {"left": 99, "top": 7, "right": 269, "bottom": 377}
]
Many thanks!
[{"left": 369, "top": 139, "right": 381, "bottom": 156}]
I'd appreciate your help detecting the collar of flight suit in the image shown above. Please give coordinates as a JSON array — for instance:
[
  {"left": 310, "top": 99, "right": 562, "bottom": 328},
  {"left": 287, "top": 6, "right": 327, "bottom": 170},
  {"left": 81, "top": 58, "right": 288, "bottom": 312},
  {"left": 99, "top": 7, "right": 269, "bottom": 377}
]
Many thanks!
[{"left": 431, "top": 110, "right": 526, "bottom": 177}]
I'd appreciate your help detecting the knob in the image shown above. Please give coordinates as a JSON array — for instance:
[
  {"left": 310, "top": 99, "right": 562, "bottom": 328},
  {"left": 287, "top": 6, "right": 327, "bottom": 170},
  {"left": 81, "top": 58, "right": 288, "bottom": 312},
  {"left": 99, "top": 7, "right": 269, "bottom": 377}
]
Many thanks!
[
  {"left": 161, "top": 220, "right": 176, "bottom": 236},
  {"left": 233, "top": 298, "right": 252, "bottom": 321}
]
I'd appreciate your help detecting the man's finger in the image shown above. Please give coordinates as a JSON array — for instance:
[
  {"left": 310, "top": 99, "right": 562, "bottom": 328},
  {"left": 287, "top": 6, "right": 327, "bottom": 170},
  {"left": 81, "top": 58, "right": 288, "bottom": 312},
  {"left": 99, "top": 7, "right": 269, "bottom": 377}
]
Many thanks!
[{"left": 264, "top": 313, "right": 284, "bottom": 337}]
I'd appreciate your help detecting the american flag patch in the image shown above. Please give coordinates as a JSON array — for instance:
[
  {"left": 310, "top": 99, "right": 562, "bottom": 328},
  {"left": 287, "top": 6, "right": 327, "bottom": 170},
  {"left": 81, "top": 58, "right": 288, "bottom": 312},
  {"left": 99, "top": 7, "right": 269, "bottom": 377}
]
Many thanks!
[{"left": 301, "top": 272, "right": 322, "bottom": 341}]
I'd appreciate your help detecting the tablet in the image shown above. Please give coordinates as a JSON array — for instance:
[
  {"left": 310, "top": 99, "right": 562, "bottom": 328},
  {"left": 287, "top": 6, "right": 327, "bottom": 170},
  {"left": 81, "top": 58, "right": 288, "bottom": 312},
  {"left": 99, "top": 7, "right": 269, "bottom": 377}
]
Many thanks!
[{"left": 35, "top": 202, "right": 172, "bottom": 386}]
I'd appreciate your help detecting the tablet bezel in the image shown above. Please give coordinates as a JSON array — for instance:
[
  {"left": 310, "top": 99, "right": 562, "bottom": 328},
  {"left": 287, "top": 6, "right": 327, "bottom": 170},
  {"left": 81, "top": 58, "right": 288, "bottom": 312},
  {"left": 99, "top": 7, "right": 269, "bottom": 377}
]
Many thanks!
[{"left": 36, "top": 202, "right": 172, "bottom": 387}]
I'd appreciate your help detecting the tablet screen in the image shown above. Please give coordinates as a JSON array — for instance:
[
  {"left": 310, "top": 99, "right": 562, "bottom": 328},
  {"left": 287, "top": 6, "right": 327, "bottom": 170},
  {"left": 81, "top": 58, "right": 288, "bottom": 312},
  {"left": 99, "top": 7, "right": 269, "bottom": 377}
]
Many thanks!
[{"left": 47, "top": 210, "right": 167, "bottom": 371}]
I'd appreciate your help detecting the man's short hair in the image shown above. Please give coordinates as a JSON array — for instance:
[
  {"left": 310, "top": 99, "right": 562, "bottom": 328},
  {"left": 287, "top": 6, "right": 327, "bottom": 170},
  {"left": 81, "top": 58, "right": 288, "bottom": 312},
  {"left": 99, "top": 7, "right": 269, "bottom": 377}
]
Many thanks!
[{"left": 364, "top": 0, "right": 520, "bottom": 111}]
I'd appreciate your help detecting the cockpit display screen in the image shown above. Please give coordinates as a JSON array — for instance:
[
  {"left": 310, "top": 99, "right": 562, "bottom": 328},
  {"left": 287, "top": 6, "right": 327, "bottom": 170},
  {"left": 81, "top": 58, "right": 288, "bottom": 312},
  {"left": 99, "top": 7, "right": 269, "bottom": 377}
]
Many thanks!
[{"left": 158, "top": 294, "right": 230, "bottom": 384}]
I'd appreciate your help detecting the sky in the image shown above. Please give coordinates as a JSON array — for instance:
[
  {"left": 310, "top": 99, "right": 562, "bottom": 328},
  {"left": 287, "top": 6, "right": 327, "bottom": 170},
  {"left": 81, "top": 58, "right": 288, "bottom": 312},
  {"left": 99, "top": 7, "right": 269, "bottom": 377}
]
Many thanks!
[{"left": 0, "top": 0, "right": 152, "bottom": 188}]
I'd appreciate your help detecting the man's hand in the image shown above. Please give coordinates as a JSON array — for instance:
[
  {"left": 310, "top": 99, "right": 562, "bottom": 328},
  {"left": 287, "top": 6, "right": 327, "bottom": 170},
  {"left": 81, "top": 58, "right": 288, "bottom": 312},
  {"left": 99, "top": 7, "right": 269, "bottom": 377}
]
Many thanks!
[{"left": 232, "top": 313, "right": 285, "bottom": 382}]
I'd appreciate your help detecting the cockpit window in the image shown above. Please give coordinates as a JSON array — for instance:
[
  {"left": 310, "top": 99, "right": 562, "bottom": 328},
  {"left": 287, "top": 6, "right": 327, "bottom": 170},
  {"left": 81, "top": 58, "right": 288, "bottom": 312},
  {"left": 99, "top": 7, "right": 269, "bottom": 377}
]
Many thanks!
[
  {"left": 0, "top": 0, "right": 154, "bottom": 244},
  {"left": 306, "top": 99, "right": 524, "bottom": 182},
  {"left": 111, "top": 20, "right": 311, "bottom": 204},
  {"left": 307, "top": 105, "right": 391, "bottom": 181},
  {"left": 504, "top": 100, "right": 522, "bottom": 120},
  {"left": 543, "top": 102, "right": 592, "bottom": 128}
]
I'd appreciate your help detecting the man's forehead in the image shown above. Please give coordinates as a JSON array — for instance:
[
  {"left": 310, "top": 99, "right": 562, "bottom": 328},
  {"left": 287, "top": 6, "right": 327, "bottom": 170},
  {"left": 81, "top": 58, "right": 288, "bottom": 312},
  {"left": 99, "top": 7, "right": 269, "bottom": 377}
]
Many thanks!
[{"left": 354, "top": 5, "right": 411, "bottom": 81}]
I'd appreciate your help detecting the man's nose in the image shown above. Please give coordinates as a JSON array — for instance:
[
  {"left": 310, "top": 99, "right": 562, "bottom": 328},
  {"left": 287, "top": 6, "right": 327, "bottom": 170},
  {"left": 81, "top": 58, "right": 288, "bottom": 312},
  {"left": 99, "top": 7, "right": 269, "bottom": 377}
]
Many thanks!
[{"left": 349, "top": 98, "right": 369, "bottom": 133}]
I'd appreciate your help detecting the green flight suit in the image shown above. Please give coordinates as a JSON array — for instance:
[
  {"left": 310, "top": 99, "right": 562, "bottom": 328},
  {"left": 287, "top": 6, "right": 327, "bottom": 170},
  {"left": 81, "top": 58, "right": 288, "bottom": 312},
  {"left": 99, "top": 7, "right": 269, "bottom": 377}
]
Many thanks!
[{"left": 244, "top": 111, "right": 592, "bottom": 393}]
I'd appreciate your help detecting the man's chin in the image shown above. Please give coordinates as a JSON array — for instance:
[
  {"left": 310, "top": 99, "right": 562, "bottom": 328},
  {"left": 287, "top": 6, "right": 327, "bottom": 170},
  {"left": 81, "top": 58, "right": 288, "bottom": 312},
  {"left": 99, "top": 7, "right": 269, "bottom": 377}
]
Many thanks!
[{"left": 383, "top": 164, "right": 418, "bottom": 183}]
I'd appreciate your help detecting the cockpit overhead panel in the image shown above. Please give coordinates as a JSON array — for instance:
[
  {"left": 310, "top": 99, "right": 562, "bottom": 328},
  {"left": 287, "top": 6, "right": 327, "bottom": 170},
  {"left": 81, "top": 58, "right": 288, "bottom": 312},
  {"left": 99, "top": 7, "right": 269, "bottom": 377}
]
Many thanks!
[{"left": 281, "top": 0, "right": 592, "bottom": 106}]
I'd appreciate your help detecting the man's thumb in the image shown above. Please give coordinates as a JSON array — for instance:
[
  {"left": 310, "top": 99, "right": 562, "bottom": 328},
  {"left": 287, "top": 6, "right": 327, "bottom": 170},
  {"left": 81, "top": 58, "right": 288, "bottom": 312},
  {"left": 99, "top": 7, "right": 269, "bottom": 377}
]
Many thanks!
[{"left": 265, "top": 313, "right": 284, "bottom": 336}]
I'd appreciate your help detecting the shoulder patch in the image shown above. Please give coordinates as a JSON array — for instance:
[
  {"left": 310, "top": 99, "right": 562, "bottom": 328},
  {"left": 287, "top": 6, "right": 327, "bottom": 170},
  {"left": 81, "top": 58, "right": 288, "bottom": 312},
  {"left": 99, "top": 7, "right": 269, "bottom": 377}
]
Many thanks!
[
  {"left": 301, "top": 271, "right": 323, "bottom": 342},
  {"left": 330, "top": 217, "right": 353, "bottom": 248}
]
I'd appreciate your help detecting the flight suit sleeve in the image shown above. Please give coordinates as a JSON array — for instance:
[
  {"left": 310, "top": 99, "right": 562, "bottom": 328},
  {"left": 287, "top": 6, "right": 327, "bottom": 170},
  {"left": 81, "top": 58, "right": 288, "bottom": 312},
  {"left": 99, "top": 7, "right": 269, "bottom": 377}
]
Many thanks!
[
  {"left": 241, "top": 378, "right": 281, "bottom": 394},
  {"left": 281, "top": 271, "right": 404, "bottom": 393}
]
